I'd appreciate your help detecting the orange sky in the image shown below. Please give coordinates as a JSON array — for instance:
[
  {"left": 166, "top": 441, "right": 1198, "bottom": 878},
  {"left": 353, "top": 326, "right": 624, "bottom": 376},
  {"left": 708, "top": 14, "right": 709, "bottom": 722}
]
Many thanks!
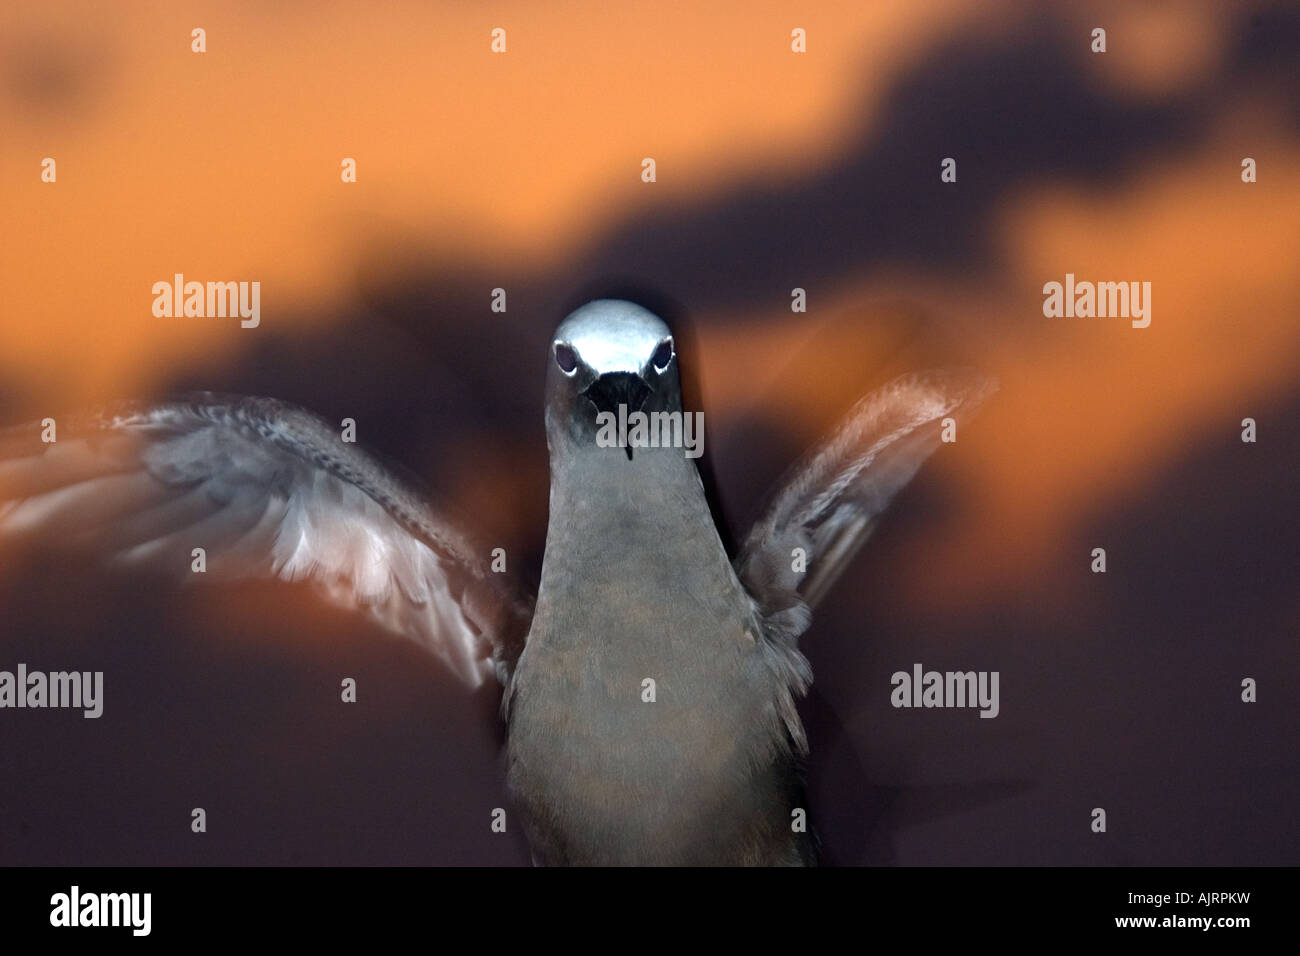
[
  {"left": 1, "top": 0, "right": 986, "bottom": 397},
  {"left": 2, "top": 0, "right": 1295, "bottom": 608}
]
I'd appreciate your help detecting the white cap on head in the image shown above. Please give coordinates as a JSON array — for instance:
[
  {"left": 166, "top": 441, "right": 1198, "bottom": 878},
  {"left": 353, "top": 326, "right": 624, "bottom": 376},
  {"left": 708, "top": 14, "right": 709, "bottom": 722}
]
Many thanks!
[{"left": 554, "top": 300, "right": 671, "bottom": 376}]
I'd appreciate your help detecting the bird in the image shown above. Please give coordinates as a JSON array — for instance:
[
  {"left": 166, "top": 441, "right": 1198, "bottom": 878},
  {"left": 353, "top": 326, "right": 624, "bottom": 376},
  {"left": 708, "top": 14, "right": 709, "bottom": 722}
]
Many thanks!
[{"left": 0, "top": 299, "right": 994, "bottom": 865}]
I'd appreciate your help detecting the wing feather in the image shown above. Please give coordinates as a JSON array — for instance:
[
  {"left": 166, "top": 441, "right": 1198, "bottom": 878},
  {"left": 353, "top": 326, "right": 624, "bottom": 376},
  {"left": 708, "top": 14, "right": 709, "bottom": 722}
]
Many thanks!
[
  {"left": 736, "top": 369, "right": 995, "bottom": 643},
  {"left": 0, "top": 394, "right": 532, "bottom": 689}
]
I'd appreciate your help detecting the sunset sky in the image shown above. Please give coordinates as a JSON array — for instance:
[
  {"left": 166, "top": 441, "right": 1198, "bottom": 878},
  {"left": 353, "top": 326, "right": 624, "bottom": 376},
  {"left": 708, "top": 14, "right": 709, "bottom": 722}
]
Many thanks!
[{"left": 1, "top": 0, "right": 1296, "bottom": 865}]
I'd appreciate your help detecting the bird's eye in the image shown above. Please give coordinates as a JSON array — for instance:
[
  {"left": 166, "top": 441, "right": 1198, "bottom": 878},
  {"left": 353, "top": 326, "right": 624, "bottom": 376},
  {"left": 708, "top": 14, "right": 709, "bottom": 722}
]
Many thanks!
[
  {"left": 554, "top": 343, "right": 578, "bottom": 374},
  {"left": 651, "top": 338, "right": 674, "bottom": 371}
]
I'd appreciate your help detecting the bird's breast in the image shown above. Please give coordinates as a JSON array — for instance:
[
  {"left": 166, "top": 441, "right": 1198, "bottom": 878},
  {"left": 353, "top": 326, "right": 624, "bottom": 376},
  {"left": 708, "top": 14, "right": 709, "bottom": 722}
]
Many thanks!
[{"left": 505, "top": 459, "right": 806, "bottom": 863}]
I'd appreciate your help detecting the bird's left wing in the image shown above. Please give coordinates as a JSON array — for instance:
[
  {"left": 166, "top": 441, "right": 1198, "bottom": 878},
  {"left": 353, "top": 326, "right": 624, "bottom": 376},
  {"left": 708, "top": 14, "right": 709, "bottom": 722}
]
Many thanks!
[
  {"left": 734, "top": 369, "right": 995, "bottom": 647},
  {"left": 0, "top": 394, "right": 533, "bottom": 688}
]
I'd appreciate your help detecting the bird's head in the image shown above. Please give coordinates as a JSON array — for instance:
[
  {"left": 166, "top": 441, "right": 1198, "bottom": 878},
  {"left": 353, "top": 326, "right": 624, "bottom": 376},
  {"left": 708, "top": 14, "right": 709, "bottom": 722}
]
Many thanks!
[{"left": 545, "top": 299, "right": 683, "bottom": 458}]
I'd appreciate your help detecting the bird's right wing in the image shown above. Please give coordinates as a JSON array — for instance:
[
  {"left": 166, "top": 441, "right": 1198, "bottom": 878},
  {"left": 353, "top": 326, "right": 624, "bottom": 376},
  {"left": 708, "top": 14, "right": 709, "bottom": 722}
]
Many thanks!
[
  {"left": 734, "top": 369, "right": 995, "bottom": 646},
  {"left": 0, "top": 394, "right": 533, "bottom": 689}
]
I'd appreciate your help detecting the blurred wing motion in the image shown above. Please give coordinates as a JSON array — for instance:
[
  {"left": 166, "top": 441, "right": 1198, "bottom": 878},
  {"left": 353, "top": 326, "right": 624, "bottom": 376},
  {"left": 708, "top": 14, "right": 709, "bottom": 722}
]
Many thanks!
[
  {"left": 0, "top": 394, "right": 533, "bottom": 688},
  {"left": 736, "top": 369, "right": 996, "bottom": 644}
]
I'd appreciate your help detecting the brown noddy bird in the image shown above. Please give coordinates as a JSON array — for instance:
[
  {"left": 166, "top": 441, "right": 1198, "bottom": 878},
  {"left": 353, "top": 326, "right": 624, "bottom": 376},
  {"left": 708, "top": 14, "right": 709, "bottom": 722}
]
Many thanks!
[{"left": 0, "top": 299, "right": 993, "bottom": 865}]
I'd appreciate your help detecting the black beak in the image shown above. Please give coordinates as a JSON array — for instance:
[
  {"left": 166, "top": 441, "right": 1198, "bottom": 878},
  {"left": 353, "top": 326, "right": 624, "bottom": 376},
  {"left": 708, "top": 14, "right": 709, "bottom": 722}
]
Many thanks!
[
  {"left": 583, "top": 373, "right": 651, "bottom": 460},
  {"left": 583, "top": 372, "right": 652, "bottom": 417}
]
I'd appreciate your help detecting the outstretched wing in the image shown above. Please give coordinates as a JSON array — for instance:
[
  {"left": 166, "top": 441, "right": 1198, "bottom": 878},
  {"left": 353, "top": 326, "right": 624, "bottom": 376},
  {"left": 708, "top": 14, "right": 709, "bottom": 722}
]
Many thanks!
[
  {"left": 0, "top": 394, "right": 533, "bottom": 688},
  {"left": 735, "top": 369, "right": 995, "bottom": 645}
]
